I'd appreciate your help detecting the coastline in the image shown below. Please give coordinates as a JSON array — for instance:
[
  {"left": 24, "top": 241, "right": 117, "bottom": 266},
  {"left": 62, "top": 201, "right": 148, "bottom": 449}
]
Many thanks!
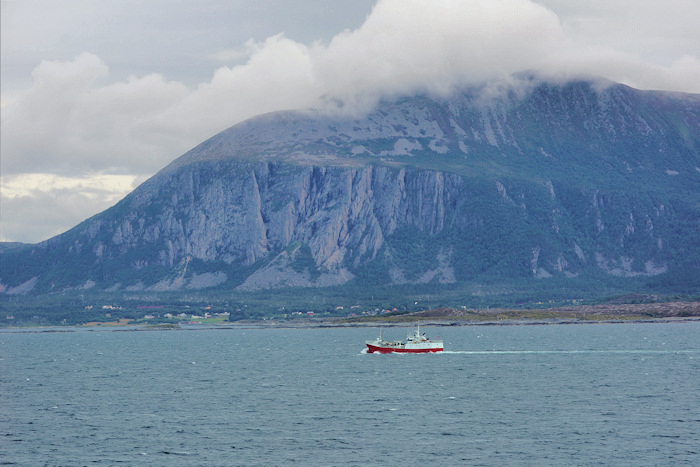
[{"left": 2, "top": 302, "right": 699, "bottom": 333}]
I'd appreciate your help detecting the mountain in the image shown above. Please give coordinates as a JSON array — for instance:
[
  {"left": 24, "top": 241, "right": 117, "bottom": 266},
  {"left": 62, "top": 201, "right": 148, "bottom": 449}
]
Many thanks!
[{"left": 2, "top": 77, "right": 700, "bottom": 302}]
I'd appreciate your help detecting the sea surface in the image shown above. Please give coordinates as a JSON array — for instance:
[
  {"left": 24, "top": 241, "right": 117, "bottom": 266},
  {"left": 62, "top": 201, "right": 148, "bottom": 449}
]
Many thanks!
[{"left": 1, "top": 322, "right": 699, "bottom": 466}]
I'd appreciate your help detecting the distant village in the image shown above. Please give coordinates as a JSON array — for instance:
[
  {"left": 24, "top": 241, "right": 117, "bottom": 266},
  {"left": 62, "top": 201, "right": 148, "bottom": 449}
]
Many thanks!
[
  {"left": 4, "top": 302, "right": 405, "bottom": 326},
  {"left": 2, "top": 297, "right": 600, "bottom": 327}
]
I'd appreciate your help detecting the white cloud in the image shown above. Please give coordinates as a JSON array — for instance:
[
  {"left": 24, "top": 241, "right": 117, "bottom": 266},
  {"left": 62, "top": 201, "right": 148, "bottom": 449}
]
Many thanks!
[
  {"left": 311, "top": 0, "right": 566, "bottom": 111},
  {"left": 5, "top": 0, "right": 700, "bottom": 178},
  {"left": 1, "top": 173, "right": 140, "bottom": 199},
  {"left": 2, "top": 0, "right": 700, "bottom": 242},
  {"left": 163, "top": 35, "right": 321, "bottom": 138},
  {"left": 0, "top": 173, "right": 142, "bottom": 242},
  {"left": 2, "top": 52, "right": 191, "bottom": 176}
]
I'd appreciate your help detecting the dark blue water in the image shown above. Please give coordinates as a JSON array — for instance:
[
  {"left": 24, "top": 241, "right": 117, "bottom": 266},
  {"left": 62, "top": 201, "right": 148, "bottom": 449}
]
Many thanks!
[{"left": 2, "top": 322, "right": 699, "bottom": 465}]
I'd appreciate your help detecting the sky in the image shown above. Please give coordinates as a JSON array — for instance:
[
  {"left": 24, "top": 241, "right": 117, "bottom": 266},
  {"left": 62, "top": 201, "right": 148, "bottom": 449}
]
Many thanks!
[{"left": 2, "top": 0, "right": 700, "bottom": 244}]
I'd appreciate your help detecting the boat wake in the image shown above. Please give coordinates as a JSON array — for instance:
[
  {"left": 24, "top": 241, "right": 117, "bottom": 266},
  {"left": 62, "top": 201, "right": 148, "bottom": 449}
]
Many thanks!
[
  {"left": 360, "top": 348, "right": 697, "bottom": 356},
  {"left": 441, "top": 350, "right": 696, "bottom": 355}
]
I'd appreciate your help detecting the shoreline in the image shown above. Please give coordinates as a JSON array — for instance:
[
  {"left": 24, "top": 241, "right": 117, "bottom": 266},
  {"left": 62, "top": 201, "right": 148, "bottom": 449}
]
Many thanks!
[
  {"left": 2, "top": 314, "right": 699, "bottom": 333},
  {"left": 3, "top": 301, "right": 699, "bottom": 333}
]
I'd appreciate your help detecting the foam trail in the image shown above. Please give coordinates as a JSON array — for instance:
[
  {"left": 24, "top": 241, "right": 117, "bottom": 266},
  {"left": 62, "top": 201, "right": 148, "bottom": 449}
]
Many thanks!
[{"left": 441, "top": 350, "right": 697, "bottom": 355}]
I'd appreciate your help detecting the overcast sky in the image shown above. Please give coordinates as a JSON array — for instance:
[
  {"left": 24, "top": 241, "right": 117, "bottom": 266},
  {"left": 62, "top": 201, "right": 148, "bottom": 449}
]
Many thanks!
[{"left": 2, "top": 0, "right": 700, "bottom": 243}]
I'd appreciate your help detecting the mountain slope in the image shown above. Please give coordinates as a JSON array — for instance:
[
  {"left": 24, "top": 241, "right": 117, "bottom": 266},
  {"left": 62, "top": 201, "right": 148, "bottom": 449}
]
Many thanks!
[{"left": 2, "top": 77, "right": 699, "bottom": 297}]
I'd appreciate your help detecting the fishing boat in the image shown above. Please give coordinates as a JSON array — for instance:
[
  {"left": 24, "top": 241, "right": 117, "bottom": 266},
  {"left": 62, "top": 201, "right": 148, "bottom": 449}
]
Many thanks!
[{"left": 366, "top": 324, "right": 443, "bottom": 353}]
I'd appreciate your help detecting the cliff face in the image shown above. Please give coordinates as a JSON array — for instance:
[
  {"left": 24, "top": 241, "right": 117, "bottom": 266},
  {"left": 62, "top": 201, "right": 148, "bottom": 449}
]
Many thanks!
[
  {"left": 2, "top": 78, "right": 699, "bottom": 295},
  {"left": 76, "top": 163, "right": 465, "bottom": 291}
]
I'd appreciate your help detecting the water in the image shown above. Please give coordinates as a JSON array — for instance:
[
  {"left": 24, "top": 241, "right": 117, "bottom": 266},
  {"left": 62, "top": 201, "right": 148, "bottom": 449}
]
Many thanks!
[{"left": 1, "top": 322, "right": 699, "bottom": 465}]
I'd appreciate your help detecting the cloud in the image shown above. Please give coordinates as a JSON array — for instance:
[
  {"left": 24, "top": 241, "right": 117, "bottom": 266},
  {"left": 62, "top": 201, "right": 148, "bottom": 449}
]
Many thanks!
[
  {"left": 314, "top": 0, "right": 565, "bottom": 107},
  {"left": 0, "top": 173, "right": 141, "bottom": 242},
  {"left": 2, "top": 52, "right": 190, "bottom": 176},
  {"left": 2, "top": 0, "right": 700, "bottom": 242},
  {"left": 4, "top": 0, "right": 700, "bottom": 178},
  {"left": 1, "top": 173, "right": 140, "bottom": 199},
  {"left": 312, "top": 0, "right": 700, "bottom": 105},
  {"left": 163, "top": 35, "right": 321, "bottom": 138}
]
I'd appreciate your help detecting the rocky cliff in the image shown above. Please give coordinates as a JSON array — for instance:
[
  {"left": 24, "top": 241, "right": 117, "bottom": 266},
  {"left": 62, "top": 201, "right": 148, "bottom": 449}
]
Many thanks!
[{"left": 2, "top": 77, "right": 699, "bottom": 296}]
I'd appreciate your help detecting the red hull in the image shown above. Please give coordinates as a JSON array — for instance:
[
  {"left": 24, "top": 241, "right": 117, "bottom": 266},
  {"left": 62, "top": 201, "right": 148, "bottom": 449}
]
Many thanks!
[{"left": 366, "top": 344, "right": 443, "bottom": 354}]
